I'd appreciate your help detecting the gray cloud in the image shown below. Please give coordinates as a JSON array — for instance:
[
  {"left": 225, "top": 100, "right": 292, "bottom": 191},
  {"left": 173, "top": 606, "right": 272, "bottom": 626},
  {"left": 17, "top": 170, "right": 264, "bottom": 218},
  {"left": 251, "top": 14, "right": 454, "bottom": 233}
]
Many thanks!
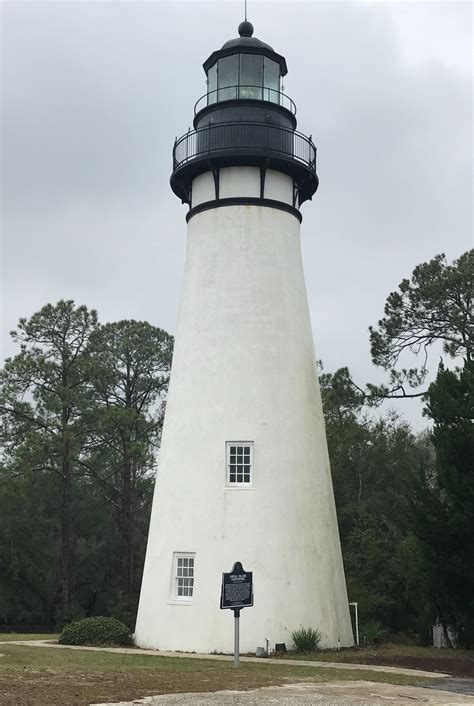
[{"left": 1, "top": 1, "right": 472, "bottom": 429}]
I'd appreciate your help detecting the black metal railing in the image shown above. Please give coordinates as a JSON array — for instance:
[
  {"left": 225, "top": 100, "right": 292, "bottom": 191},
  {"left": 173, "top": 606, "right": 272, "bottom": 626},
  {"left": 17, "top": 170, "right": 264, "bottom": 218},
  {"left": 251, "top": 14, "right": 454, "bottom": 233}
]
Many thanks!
[
  {"left": 194, "top": 86, "right": 297, "bottom": 116},
  {"left": 173, "top": 121, "right": 316, "bottom": 172}
]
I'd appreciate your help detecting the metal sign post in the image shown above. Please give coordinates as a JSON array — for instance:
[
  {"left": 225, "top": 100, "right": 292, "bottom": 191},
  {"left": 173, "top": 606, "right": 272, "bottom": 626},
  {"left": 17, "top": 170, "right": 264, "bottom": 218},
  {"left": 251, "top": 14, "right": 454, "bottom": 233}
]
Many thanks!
[
  {"left": 233, "top": 608, "right": 240, "bottom": 667},
  {"left": 220, "top": 561, "right": 253, "bottom": 668}
]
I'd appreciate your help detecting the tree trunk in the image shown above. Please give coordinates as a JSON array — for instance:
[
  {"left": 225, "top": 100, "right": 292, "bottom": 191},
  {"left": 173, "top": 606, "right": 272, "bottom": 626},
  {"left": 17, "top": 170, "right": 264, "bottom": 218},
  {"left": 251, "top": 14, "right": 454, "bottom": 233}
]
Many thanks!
[
  {"left": 60, "top": 424, "right": 72, "bottom": 615},
  {"left": 121, "top": 449, "right": 133, "bottom": 609}
]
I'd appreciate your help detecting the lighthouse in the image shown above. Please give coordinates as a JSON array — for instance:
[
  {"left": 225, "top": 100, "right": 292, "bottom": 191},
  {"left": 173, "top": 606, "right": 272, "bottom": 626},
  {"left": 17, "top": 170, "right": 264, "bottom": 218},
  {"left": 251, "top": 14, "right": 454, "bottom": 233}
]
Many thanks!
[{"left": 135, "top": 20, "right": 353, "bottom": 653}]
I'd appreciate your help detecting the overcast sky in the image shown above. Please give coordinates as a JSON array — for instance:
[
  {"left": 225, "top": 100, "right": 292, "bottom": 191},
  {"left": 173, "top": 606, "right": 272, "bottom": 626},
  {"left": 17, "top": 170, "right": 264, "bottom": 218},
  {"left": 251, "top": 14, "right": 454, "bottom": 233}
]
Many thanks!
[{"left": 1, "top": 0, "right": 472, "bottom": 430}]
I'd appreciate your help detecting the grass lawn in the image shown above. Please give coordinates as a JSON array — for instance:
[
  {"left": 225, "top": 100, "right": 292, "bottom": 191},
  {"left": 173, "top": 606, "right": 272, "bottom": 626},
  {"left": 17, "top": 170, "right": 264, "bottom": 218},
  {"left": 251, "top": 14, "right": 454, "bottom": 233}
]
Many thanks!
[
  {"left": 0, "top": 643, "right": 434, "bottom": 706},
  {"left": 0, "top": 633, "right": 58, "bottom": 642},
  {"left": 276, "top": 643, "right": 474, "bottom": 677}
]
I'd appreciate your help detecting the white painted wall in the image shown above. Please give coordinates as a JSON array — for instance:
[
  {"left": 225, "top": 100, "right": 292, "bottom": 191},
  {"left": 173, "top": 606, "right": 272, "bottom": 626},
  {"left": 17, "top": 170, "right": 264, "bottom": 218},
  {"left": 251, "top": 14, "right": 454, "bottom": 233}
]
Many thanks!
[
  {"left": 264, "top": 169, "right": 293, "bottom": 204},
  {"left": 190, "top": 167, "right": 294, "bottom": 207},
  {"left": 191, "top": 172, "right": 215, "bottom": 207},
  {"left": 135, "top": 176, "right": 353, "bottom": 653},
  {"left": 219, "top": 166, "right": 260, "bottom": 199}
]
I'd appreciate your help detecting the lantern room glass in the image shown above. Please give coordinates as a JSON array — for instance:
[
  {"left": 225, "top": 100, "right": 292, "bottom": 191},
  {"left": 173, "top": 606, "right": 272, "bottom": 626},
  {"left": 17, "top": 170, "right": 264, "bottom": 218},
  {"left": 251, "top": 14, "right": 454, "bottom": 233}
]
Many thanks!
[
  {"left": 263, "top": 59, "right": 280, "bottom": 103},
  {"left": 207, "top": 63, "right": 217, "bottom": 105},
  {"left": 239, "top": 54, "right": 263, "bottom": 99},
  {"left": 207, "top": 53, "right": 282, "bottom": 106},
  {"left": 208, "top": 63, "right": 217, "bottom": 104},
  {"left": 218, "top": 55, "right": 238, "bottom": 101}
]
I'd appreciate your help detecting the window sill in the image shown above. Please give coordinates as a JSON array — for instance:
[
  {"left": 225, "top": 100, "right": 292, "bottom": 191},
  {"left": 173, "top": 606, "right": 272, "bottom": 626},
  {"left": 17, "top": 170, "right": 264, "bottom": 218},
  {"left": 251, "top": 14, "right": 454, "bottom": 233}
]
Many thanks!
[
  {"left": 225, "top": 485, "right": 255, "bottom": 490},
  {"left": 168, "top": 599, "right": 194, "bottom": 606}
]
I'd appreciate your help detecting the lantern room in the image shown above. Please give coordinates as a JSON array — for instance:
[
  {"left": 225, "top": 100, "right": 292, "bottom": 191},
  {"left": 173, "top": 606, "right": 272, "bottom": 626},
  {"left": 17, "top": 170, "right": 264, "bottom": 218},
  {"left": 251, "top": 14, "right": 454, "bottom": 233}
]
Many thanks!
[
  {"left": 194, "top": 21, "right": 294, "bottom": 119},
  {"left": 204, "top": 21, "right": 286, "bottom": 106}
]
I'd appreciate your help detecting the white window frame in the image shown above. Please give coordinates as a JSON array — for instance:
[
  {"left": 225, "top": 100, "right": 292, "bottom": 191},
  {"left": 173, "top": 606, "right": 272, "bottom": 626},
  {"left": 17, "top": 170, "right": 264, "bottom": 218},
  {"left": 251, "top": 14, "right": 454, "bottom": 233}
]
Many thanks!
[
  {"left": 226, "top": 441, "right": 254, "bottom": 488},
  {"left": 169, "top": 552, "right": 195, "bottom": 604}
]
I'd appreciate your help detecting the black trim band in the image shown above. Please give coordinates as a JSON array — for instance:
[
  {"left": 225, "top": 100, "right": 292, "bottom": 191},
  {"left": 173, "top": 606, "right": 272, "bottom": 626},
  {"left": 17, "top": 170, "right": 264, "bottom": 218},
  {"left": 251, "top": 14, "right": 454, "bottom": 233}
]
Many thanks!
[{"left": 186, "top": 197, "right": 302, "bottom": 223}]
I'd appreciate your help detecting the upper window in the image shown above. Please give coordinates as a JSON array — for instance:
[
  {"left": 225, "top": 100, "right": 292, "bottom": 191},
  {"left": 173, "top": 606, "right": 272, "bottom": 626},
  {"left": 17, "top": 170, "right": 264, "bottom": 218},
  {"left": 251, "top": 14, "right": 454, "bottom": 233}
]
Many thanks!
[
  {"left": 207, "top": 54, "right": 282, "bottom": 106},
  {"left": 218, "top": 55, "right": 239, "bottom": 101},
  {"left": 173, "top": 553, "right": 195, "bottom": 601},
  {"left": 226, "top": 442, "right": 254, "bottom": 486},
  {"left": 239, "top": 54, "right": 263, "bottom": 100}
]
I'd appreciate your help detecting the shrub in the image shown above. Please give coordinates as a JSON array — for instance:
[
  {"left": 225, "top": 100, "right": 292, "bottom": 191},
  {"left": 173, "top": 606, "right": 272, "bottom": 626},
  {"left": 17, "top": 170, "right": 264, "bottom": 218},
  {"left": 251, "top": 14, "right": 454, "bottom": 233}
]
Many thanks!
[
  {"left": 291, "top": 626, "right": 322, "bottom": 652},
  {"left": 360, "top": 620, "right": 388, "bottom": 645},
  {"left": 59, "top": 616, "right": 132, "bottom": 646}
]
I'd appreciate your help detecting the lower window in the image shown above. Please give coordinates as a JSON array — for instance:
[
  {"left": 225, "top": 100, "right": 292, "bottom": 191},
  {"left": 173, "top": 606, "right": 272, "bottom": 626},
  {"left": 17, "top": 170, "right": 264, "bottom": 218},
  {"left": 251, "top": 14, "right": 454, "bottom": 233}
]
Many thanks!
[{"left": 172, "top": 553, "right": 195, "bottom": 601}]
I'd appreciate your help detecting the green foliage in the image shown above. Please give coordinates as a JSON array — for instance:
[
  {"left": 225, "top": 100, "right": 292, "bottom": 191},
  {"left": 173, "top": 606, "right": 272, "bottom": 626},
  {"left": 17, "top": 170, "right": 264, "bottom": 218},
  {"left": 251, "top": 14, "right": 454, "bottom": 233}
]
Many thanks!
[
  {"left": 0, "top": 471, "right": 58, "bottom": 626},
  {"left": 360, "top": 620, "right": 389, "bottom": 645},
  {"left": 59, "top": 616, "right": 132, "bottom": 646},
  {"left": 370, "top": 250, "right": 472, "bottom": 368},
  {"left": 291, "top": 626, "right": 322, "bottom": 652},
  {"left": 319, "top": 365, "right": 365, "bottom": 424},
  {"left": 368, "top": 250, "right": 472, "bottom": 399},
  {"left": 321, "top": 368, "right": 434, "bottom": 640},
  {"left": 322, "top": 248, "right": 473, "bottom": 645},
  {"left": 413, "top": 361, "right": 474, "bottom": 648},
  {"left": 0, "top": 303, "right": 173, "bottom": 630},
  {"left": 0, "top": 301, "right": 99, "bottom": 617}
]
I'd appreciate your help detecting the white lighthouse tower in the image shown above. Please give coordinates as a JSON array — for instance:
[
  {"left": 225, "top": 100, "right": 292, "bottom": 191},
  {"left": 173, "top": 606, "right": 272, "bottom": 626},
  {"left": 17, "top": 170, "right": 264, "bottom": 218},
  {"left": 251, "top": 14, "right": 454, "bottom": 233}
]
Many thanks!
[{"left": 135, "top": 20, "right": 353, "bottom": 653}]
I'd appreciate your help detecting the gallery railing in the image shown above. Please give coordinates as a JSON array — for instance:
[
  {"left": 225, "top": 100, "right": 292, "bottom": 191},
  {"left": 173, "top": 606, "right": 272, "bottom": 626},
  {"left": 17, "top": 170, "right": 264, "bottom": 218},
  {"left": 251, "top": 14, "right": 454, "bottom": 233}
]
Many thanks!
[
  {"left": 173, "top": 121, "right": 316, "bottom": 172},
  {"left": 194, "top": 86, "right": 297, "bottom": 116}
]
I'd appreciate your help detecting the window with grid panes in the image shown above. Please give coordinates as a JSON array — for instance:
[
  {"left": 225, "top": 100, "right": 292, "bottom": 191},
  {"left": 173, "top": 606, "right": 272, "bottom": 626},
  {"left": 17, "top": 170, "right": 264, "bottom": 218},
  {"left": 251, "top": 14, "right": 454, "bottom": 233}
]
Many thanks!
[
  {"left": 226, "top": 442, "right": 253, "bottom": 485},
  {"left": 175, "top": 555, "right": 194, "bottom": 599}
]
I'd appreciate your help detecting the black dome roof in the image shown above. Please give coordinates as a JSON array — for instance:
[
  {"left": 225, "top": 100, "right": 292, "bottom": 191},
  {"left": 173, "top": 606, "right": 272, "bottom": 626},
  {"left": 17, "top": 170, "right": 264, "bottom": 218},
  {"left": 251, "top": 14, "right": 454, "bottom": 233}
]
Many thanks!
[
  {"left": 221, "top": 35, "right": 274, "bottom": 51},
  {"left": 203, "top": 22, "right": 287, "bottom": 76},
  {"left": 221, "top": 21, "right": 274, "bottom": 52}
]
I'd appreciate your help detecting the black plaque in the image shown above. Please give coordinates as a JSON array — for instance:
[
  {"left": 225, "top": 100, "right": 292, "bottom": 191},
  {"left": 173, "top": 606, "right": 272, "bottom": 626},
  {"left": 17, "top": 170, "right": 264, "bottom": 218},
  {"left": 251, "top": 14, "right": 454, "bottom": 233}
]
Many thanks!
[{"left": 220, "top": 561, "right": 253, "bottom": 610}]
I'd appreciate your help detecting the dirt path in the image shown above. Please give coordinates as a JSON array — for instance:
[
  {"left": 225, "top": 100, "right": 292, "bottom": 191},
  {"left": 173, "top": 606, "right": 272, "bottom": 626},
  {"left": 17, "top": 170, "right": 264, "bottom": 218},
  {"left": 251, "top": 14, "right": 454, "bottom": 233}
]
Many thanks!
[{"left": 92, "top": 680, "right": 474, "bottom": 705}]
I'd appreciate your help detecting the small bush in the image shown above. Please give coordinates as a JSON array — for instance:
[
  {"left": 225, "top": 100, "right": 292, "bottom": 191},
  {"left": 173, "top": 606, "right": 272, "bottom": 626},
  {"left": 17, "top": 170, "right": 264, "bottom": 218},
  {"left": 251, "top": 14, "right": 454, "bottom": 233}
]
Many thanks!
[
  {"left": 59, "top": 616, "right": 132, "bottom": 646},
  {"left": 360, "top": 620, "right": 388, "bottom": 646},
  {"left": 291, "top": 626, "right": 322, "bottom": 652}
]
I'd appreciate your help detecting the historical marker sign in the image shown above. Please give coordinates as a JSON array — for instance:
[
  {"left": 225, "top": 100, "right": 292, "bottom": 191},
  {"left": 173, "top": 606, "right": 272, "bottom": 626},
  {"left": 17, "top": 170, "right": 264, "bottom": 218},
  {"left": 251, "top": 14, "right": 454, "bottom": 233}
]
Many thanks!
[
  {"left": 220, "top": 561, "right": 253, "bottom": 610},
  {"left": 220, "top": 561, "right": 253, "bottom": 668}
]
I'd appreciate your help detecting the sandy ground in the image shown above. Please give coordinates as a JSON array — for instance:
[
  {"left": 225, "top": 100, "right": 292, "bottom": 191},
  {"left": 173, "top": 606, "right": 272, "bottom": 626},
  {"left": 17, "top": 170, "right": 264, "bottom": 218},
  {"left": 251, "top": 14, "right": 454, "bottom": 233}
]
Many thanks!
[{"left": 93, "top": 680, "right": 474, "bottom": 705}]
